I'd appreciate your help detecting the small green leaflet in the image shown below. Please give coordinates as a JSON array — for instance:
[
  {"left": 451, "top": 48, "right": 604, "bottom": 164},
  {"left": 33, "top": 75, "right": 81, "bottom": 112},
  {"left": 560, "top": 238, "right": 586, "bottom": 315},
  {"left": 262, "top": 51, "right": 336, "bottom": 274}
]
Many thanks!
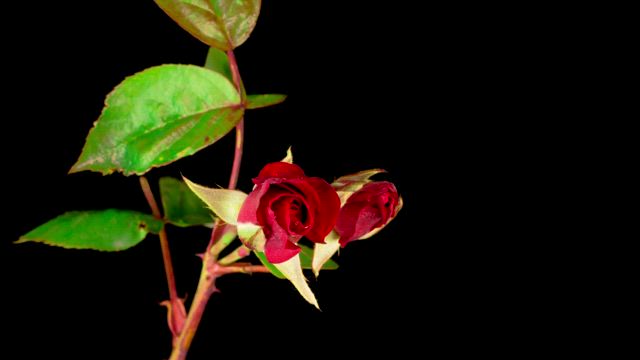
[
  {"left": 246, "top": 94, "right": 287, "bottom": 109},
  {"left": 17, "top": 210, "right": 163, "bottom": 251},
  {"left": 204, "top": 47, "right": 233, "bottom": 82},
  {"left": 204, "top": 47, "right": 247, "bottom": 99},
  {"left": 159, "top": 177, "right": 214, "bottom": 227}
]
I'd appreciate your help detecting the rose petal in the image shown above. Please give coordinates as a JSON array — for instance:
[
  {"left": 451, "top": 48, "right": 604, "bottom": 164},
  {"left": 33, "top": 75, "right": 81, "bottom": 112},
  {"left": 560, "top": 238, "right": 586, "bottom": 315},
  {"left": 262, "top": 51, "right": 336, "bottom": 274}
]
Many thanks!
[
  {"left": 238, "top": 183, "right": 270, "bottom": 225},
  {"left": 348, "top": 182, "right": 398, "bottom": 204},
  {"left": 283, "top": 178, "right": 329, "bottom": 243},
  {"left": 254, "top": 162, "right": 305, "bottom": 184},
  {"left": 335, "top": 181, "right": 400, "bottom": 246},
  {"left": 272, "top": 195, "right": 311, "bottom": 235},
  {"left": 373, "top": 190, "right": 394, "bottom": 221},
  {"left": 303, "top": 177, "right": 341, "bottom": 243},
  {"left": 263, "top": 204, "right": 302, "bottom": 264},
  {"left": 336, "top": 202, "right": 383, "bottom": 246},
  {"left": 257, "top": 184, "right": 311, "bottom": 235},
  {"left": 242, "top": 162, "right": 342, "bottom": 262},
  {"left": 264, "top": 234, "right": 301, "bottom": 263},
  {"left": 346, "top": 182, "right": 399, "bottom": 223}
]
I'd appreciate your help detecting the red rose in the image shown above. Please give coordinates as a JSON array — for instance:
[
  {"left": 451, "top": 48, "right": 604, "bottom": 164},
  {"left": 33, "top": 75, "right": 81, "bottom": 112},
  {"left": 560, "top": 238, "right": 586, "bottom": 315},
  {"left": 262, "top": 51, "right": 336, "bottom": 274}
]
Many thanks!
[
  {"left": 335, "top": 181, "right": 400, "bottom": 246},
  {"left": 238, "top": 162, "right": 341, "bottom": 263}
]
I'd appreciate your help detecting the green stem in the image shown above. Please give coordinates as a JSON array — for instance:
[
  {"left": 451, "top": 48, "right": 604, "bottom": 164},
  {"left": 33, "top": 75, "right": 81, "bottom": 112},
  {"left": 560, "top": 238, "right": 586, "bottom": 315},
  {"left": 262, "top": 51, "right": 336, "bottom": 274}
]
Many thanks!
[
  {"left": 218, "top": 244, "right": 252, "bottom": 265},
  {"left": 208, "top": 223, "right": 237, "bottom": 260}
]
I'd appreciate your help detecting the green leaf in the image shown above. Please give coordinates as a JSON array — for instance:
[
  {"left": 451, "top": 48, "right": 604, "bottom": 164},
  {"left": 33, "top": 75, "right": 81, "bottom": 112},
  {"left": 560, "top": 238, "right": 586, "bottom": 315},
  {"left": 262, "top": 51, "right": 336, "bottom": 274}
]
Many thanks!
[
  {"left": 204, "top": 47, "right": 232, "bottom": 82},
  {"left": 70, "top": 65, "right": 243, "bottom": 176},
  {"left": 17, "top": 210, "right": 163, "bottom": 251},
  {"left": 255, "top": 251, "right": 285, "bottom": 279},
  {"left": 154, "top": 0, "right": 261, "bottom": 50},
  {"left": 246, "top": 94, "right": 287, "bottom": 109},
  {"left": 159, "top": 177, "right": 214, "bottom": 227},
  {"left": 205, "top": 47, "right": 247, "bottom": 100},
  {"left": 299, "top": 244, "right": 338, "bottom": 271},
  {"left": 182, "top": 176, "right": 247, "bottom": 225}
]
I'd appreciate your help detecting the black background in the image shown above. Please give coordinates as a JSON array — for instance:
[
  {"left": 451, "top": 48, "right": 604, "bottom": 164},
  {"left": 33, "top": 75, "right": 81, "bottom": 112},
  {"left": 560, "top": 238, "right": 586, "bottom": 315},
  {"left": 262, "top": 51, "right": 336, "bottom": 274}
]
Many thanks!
[{"left": 0, "top": 2, "right": 545, "bottom": 359}]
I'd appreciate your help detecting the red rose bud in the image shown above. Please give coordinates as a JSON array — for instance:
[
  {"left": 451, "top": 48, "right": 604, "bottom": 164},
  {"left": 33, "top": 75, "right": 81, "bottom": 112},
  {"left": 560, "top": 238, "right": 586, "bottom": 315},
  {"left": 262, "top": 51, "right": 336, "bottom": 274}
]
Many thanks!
[
  {"left": 335, "top": 181, "right": 401, "bottom": 246},
  {"left": 238, "top": 162, "right": 341, "bottom": 264}
]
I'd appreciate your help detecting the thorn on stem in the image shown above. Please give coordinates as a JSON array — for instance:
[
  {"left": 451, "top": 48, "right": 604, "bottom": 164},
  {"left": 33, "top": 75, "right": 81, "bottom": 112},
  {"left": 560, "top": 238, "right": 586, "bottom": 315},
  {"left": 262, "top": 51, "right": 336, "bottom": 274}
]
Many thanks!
[{"left": 160, "top": 298, "right": 187, "bottom": 342}]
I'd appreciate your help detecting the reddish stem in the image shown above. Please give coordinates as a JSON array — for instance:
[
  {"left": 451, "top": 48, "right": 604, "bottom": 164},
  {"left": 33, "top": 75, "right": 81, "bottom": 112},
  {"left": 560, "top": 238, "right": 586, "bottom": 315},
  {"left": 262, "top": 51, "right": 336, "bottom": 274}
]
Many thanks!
[
  {"left": 222, "top": 265, "right": 271, "bottom": 274},
  {"left": 158, "top": 228, "right": 178, "bottom": 302},
  {"left": 139, "top": 176, "right": 178, "bottom": 303},
  {"left": 168, "top": 261, "right": 269, "bottom": 360},
  {"left": 169, "top": 49, "right": 251, "bottom": 360},
  {"left": 228, "top": 119, "right": 244, "bottom": 190},
  {"left": 226, "top": 50, "right": 242, "bottom": 97},
  {"left": 227, "top": 49, "right": 244, "bottom": 191},
  {"left": 168, "top": 269, "right": 217, "bottom": 360}
]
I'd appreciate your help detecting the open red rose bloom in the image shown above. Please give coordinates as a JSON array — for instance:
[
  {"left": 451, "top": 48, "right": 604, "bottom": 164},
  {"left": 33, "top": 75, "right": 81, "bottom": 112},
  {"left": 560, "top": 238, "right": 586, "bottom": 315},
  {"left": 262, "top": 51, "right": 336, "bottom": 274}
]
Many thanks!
[
  {"left": 238, "top": 162, "right": 340, "bottom": 263},
  {"left": 336, "top": 181, "right": 400, "bottom": 246}
]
